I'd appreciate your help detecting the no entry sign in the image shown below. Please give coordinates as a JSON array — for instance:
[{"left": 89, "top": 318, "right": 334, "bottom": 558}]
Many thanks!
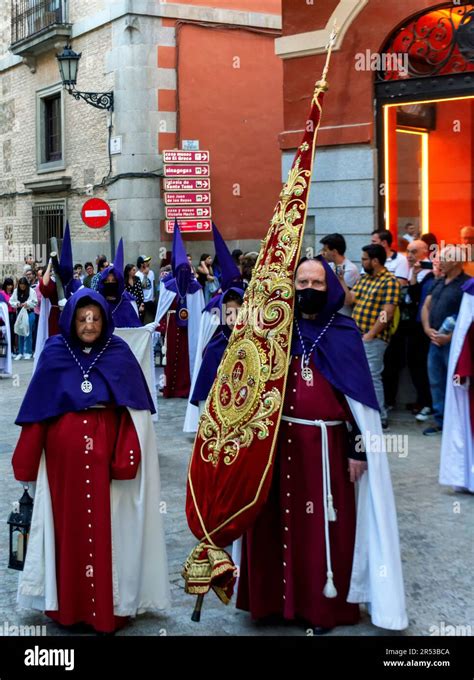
[{"left": 81, "top": 198, "right": 111, "bottom": 229}]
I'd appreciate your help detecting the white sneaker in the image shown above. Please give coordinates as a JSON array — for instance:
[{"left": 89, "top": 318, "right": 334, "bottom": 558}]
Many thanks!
[
  {"left": 415, "top": 407, "right": 432, "bottom": 422},
  {"left": 14, "top": 354, "right": 23, "bottom": 360},
  {"left": 23, "top": 353, "right": 32, "bottom": 360}
]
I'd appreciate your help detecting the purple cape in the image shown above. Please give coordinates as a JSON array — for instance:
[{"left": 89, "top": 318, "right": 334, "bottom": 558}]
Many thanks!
[
  {"left": 16, "top": 289, "right": 155, "bottom": 424},
  {"left": 191, "top": 325, "right": 231, "bottom": 404},
  {"left": 291, "top": 257, "right": 379, "bottom": 411},
  {"left": 463, "top": 278, "right": 474, "bottom": 295}
]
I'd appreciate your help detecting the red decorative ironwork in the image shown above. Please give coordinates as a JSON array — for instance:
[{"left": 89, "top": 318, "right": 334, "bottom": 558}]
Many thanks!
[{"left": 378, "top": 4, "right": 474, "bottom": 81}]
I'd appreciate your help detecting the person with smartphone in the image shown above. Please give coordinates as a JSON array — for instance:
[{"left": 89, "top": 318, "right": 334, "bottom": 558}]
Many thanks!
[
  {"left": 421, "top": 246, "right": 471, "bottom": 436},
  {"left": 405, "top": 240, "right": 436, "bottom": 422}
]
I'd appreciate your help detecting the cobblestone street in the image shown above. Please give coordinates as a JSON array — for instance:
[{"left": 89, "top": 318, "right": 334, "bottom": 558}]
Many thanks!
[{"left": 0, "top": 362, "right": 472, "bottom": 637}]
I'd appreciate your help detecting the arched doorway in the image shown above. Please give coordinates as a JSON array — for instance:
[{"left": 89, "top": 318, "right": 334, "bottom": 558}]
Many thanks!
[{"left": 375, "top": 3, "right": 474, "bottom": 249}]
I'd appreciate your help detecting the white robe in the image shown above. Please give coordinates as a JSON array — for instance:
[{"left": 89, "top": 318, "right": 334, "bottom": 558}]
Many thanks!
[
  {"left": 183, "top": 308, "right": 221, "bottom": 433},
  {"left": 155, "top": 282, "right": 204, "bottom": 388},
  {"left": 439, "top": 292, "right": 474, "bottom": 492},
  {"left": 0, "top": 300, "right": 12, "bottom": 377},
  {"left": 233, "top": 395, "right": 408, "bottom": 631},
  {"left": 17, "top": 408, "right": 171, "bottom": 616},
  {"left": 114, "top": 323, "right": 159, "bottom": 422},
  {"left": 33, "top": 298, "right": 51, "bottom": 372}
]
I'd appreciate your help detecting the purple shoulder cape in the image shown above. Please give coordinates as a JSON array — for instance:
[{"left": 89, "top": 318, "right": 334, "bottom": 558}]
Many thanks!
[
  {"left": 462, "top": 278, "right": 474, "bottom": 295},
  {"left": 291, "top": 257, "right": 379, "bottom": 412},
  {"left": 16, "top": 289, "right": 154, "bottom": 424},
  {"left": 191, "top": 326, "right": 231, "bottom": 405}
]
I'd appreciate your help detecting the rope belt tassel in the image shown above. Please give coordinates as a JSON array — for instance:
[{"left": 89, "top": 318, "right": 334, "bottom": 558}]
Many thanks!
[{"left": 281, "top": 415, "right": 343, "bottom": 599}]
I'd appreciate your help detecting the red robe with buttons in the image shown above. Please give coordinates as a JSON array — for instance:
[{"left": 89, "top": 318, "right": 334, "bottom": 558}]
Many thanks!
[
  {"left": 159, "top": 299, "right": 191, "bottom": 398},
  {"left": 236, "top": 356, "right": 360, "bottom": 629},
  {"left": 456, "top": 323, "right": 474, "bottom": 435},
  {"left": 12, "top": 407, "right": 140, "bottom": 633}
]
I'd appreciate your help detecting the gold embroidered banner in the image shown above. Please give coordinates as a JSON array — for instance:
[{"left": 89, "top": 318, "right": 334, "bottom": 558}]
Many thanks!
[{"left": 183, "top": 32, "right": 337, "bottom": 605}]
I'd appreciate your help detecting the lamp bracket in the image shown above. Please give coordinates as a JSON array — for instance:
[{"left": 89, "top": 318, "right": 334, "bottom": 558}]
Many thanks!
[{"left": 67, "top": 88, "right": 114, "bottom": 111}]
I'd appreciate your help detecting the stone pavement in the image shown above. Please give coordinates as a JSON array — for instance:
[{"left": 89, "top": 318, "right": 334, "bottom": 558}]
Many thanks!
[{"left": 0, "top": 361, "right": 472, "bottom": 637}]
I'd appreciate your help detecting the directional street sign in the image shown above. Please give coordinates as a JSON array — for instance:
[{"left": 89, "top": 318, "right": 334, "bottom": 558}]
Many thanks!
[
  {"left": 165, "top": 206, "right": 212, "bottom": 219},
  {"left": 163, "top": 150, "right": 212, "bottom": 232},
  {"left": 163, "top": 150, "right": 210, "bottom": 163},
  {"left": 164, "top": 193, "right": 211, "bottom": 205},
  {"left": 165, "top": 220, "right": 212, "bottom": 233},
  {"left": 164, "top": 165, "right": 210, "bottom": 177},
  {"left": 163, "top": 178, "right": 211, "bottom": 191}
]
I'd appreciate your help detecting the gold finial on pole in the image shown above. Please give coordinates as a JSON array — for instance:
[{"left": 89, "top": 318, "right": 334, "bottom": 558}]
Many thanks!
[{"left": 315, "top": 20, "right": 339, "bottom": 96}]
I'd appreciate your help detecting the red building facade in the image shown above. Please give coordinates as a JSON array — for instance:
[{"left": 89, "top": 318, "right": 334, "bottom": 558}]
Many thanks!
[
  {"left": 276, "top": 0, "right": 474, "bottom": 257},
  {"left": 157, "top": 0, "right": 283, "bottom": 252}
]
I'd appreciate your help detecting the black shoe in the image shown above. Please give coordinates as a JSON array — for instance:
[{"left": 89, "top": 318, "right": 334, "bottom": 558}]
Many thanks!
[
  {"left": 381, "top": 418, "right": 389, "bottom": 430},
  {"left": 313, "top": 626, "right": 333, "bottom": 635},
  {"left": 423, "top": 426, "right": 442, "bottom": 436}
]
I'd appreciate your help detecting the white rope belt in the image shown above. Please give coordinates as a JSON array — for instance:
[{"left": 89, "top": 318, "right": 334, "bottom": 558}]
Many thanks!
[{"left": 281, "top": 415, "right": 344, "bottom": 599}]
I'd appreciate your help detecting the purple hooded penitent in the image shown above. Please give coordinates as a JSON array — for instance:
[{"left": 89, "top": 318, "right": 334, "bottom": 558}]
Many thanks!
[
  {"left": 164, "top": 220, "right": 201, "bottom": 326},
  {"left": 97, "top": 238, "right": 141, "bottom": 327},
  {"left": 292, "top": 256, "right": 379, "bottom": 411},
  {"left": 16, "top": 288, "right": 154, "bottom": 424},
  {"left": 191, "top": 223, "right": 245, "bottom": 404},
  {"left": 203, "top": 222, "right": 244, "bottom": 315}
]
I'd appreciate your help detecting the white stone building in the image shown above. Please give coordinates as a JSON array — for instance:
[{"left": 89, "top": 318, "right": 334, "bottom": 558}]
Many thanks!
[{"left": 0, "top": 0, "right": 281, "bottom": 278}]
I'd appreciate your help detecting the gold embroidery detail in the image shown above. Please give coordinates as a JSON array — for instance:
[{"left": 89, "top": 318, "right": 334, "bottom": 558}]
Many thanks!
[{"left": 196, "top": 135, "right": 318, "bottom": 467}]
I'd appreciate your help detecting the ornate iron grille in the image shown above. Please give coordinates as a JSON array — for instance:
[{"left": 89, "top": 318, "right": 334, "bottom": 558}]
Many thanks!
[
  {"left": 11, "top": 0, "right": 66, "bottom": 45},
  {"left": 32, "top": 202, "right": 65, "bottom": 256},
  {"left": 377, "top": 3, "right": 474, "bottom": 81}
]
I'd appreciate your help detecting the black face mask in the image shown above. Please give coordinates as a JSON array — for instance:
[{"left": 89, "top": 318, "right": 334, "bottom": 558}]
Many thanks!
[
  {"left": 103, "top": 282, "right": 119, "bottom": 298},
  {"left": 295, "top": 288, "right": 328, "bottom": 316}
]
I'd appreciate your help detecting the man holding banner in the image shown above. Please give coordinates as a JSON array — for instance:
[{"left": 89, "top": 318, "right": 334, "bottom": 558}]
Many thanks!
[{"left": 182, "top": 35, "right": 407, "bottom": 634}]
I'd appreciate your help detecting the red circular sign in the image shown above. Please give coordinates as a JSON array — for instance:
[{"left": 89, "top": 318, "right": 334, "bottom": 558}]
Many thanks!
[{"left": 81, "top": 198, "right": 111, "bottom": 229}]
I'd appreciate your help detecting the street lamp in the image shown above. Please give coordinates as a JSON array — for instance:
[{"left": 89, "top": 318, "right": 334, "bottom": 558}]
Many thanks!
[{"left": 56, "top": 44, "right": 114, "bottom": 111}]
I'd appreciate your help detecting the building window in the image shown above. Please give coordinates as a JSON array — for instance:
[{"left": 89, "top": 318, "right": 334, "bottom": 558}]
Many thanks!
[
  {"left": 32, "top": 202, "right": 65, "bottom": 256},
  {"left": 36, "top": 84, "right": 65, "bottom": 172},
  {"left": 44, "top": 94, "right": 62, "bottom": 162}
]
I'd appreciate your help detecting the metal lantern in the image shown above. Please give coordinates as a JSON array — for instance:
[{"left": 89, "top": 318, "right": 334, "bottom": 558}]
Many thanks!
[
  {"left": 56, "top": 43, "right": 113, "bottom": 111},
  {"left": 56, "top": 44, "right": 81, "bottom": 90},
  {"left": 7, "top": 486, "right": 34, "bottom": 571}
]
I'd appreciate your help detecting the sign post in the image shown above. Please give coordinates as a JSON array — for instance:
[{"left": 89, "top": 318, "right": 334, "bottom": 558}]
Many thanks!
[{"left": 163, "top": 150, "right": 212, "bottom": 234}]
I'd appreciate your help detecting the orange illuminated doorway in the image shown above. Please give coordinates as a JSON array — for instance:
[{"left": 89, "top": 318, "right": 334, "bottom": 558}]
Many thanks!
[{"left": 383, "top": 96, "right": 474, "bottom": 248}]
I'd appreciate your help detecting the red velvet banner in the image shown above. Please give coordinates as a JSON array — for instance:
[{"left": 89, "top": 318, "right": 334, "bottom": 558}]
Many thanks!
[{"left": 183, "top": 83, "right": 329, "bottom": 601}]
